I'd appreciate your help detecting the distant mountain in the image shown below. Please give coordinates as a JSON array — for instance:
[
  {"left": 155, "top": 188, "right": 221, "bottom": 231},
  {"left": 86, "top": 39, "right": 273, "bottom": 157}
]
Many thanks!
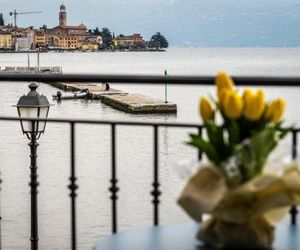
[
  {"left": 1, "top": 0, "right": 300, "bottom": 47},
  {"left": 137, "top": 0, "right": 300, "bottom": 47}
]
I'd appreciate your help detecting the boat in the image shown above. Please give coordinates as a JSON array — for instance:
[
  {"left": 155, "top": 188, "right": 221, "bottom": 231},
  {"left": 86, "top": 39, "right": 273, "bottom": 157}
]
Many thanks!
[{"left": 52, "top": 90, "right": 88, "bottom": 100}]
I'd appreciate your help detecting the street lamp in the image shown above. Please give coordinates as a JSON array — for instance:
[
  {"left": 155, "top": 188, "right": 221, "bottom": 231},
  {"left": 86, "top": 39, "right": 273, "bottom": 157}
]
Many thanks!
[{"left": 16, "top": 82, "right": 50, "bottom": 250}]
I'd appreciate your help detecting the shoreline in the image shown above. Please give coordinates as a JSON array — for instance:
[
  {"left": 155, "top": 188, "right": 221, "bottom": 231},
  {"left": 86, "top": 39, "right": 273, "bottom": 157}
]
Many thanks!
[{"left": 0, "top": 49, "right": 166, "bottom": 54}]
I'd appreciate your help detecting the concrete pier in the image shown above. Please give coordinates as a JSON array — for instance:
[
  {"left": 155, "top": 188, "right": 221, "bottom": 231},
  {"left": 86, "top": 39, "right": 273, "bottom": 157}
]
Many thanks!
[
  {"left": 101, "top": 94, "right": 177, "bottom": 113},
  {"left": 50, "top": 82, "right": 177, "bottom": 114},
  {"left": 51, "top": 82, "right": 126, "bottom": 95}
]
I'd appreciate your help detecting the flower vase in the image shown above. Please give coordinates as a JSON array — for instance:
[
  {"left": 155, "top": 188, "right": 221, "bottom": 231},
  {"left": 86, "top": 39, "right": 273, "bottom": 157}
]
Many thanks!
[
  {"left": 178, "top": 164, "right": 300, "bottom": 249},
  {"left": 197, "top": 217, "right": 274, "bottom": 249}
]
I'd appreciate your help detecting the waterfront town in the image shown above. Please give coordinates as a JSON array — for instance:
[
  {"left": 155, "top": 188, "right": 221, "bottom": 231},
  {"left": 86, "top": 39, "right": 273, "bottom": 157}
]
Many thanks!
[{"left": 0, "top": 3, "right": 168, "bottom": 52}]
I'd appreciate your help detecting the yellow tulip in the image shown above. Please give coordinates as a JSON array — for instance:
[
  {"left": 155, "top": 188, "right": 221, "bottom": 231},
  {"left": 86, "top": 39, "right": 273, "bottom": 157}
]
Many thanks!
[
  {"left": 243, "top": 89, "right": 265, "bottom": 121},
  {"left": 218, "top": 89, "right": 230, "bottom": 110},
  {"left": 215, "top": 71, "right": 235, "bottom": 102},
  {"left": 199, "top": 97, "right": 215, "bottom": 122},
  {"left": 265, "top": 99, "right": 285, "bottom": 123},
  {"left": 223, "top": 91, "right": 243, "bottom": 120},
  {"left": 242, "top": 88, "right": 254, "bottom": 103},
  {"left": 265, "top": 103, "right": 272, "bottom": 121}
]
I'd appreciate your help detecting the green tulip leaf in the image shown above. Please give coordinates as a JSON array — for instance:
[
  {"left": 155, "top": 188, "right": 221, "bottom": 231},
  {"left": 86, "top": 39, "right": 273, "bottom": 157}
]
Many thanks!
[
  {"left": 234, "top": 127, "right": 289, "bottom": 181},
  {"left": 227, "top": 120, "right": 240, "bottom": 144},
  {"left": 187, "top": 133, "right": 221, "bottom": 165}
]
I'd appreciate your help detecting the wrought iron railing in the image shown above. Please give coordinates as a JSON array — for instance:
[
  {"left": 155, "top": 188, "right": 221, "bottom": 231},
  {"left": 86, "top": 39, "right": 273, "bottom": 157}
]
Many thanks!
[{"left": 0, "top": 74, "right": 299, "bottom": 250}]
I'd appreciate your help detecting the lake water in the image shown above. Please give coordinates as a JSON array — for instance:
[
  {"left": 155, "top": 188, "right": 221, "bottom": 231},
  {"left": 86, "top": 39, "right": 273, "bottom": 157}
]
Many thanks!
[{"left": 0, "top": 48, "right": 300, "bottom": 249}]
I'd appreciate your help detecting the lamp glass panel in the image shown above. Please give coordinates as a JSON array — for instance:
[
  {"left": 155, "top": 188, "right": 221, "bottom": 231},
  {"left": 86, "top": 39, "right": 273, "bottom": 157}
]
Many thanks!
[
  {"left": 18, "top": 107, "right": 38, "bottom": 133},
  {"left": 37, "top": 107, "right": 49, "bottom": 132}
]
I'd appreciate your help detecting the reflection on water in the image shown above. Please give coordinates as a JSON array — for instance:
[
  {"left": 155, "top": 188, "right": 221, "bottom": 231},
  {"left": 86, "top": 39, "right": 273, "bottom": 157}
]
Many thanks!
[{"left": 0, "top": 49, "right": 300, "bottom": 249}]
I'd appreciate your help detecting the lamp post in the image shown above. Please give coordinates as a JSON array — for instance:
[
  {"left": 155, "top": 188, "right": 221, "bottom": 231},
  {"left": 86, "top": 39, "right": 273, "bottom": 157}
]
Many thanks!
[{"left": 16, "top": 82, "right": 50, "bottom": 250}]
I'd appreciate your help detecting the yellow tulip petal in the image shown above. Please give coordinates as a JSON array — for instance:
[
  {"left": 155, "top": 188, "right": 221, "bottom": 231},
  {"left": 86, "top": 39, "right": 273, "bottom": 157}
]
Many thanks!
[
  {"left": 218, "top": 89, "right": 231, "bottom": 110},
  {"left": 224, "top": 92, "right": 243, "bottom": 120},
  {"left": 255, "top": 89, "right": 266, "bottom": 119},
  {"left": 244, "top": 89, "right": 265, "bottom": 121},
  {"left": 216, "top": 71, "right": 235, "bottom": 105},
  {"left": 243, "top": 88, "right": 254, "bottom": 102},
  {"left": 265, "top": 99, "right": 286, "bottom": 123},
  {"left": 215, "top": 71, "right": 235, "bottom": 92},
  {"left": 200, "top": 97, "right": 215, "bottom": 122},
  {"left": 272, "top": 99, "right": 285, "bottom": 123},
  {"left": 264, "top": 103, "right": 273, "bottom": 121}
]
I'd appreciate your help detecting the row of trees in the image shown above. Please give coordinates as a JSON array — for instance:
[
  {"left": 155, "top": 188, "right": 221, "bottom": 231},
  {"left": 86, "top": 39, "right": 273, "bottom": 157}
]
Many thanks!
[{"left": 88, "top": 27, "right": 169, "bottom": 50}]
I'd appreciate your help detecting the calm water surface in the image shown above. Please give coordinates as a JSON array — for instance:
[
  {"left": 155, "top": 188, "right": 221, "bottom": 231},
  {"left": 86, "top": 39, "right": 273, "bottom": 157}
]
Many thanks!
[{"left": 0, "top": 48, "right": 300, "bottom": 249}]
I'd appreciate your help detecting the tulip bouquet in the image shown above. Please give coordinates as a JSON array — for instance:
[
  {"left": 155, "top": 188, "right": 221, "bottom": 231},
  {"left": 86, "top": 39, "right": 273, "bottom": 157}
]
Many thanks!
[
  {"left": 178, "top": 72, "right": 300, "bottom": 249},
  {"left": 191, "top": 71, "right": 288, "bottom": 186}
]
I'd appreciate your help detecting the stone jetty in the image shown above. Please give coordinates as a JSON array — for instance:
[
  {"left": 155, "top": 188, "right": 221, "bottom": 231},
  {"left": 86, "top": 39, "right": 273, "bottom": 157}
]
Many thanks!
[{"left": 50, "top": 82, "right": 177, "bottom": 114}]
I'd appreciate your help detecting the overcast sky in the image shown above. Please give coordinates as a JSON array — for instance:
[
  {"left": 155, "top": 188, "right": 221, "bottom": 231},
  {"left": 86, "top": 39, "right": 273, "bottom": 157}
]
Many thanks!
[{"left": 1, "top": 0, "right": 300, "bottom": 46}]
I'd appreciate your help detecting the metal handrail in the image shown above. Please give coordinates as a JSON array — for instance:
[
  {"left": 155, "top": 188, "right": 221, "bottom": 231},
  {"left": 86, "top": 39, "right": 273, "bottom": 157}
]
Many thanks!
[
  {"left": 0, "top": 116, "right": 202, "bottom": 127},
  {"left": 0, "top": 116, "right": 299, "bottom": 131},
  {"left": 1, "top": 73, "right": 300, "bottom": 86}
]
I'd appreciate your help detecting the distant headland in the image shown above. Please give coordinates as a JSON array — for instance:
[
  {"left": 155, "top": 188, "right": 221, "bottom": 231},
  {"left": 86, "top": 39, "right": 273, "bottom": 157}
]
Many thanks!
[{"left": 0, "top": 4, "right": 168, "bottom": 52}]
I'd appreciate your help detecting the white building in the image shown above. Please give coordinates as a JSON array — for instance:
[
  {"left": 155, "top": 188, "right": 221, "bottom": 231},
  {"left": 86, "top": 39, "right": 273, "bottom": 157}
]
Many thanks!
[{"left": 15, "top": 30, "right": 35, "bottom": 51}]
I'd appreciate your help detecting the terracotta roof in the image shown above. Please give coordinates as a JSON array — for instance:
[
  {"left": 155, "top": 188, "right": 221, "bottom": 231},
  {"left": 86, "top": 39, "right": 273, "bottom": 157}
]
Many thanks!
[
  {"left": 115, "top": 34, "right": 143, "bottom": 40},
  {"left": 48, "top": 26, "right": 65, "bottom": 31},
  {"left": 66, "top": 25, "right": 86, "bottom": 30},
  {"left": 49, "top": 25, "right": 86, "bottom": 31},
  {"left": 0, "top": 31, "right": 11, "bottom": 35}
]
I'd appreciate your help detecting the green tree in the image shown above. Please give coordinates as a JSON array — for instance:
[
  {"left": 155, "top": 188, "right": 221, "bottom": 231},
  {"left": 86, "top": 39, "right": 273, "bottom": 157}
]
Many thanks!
[
  {"left": 92, "top": 27, "right": 101, "bottom": 35},
  {"left": 40, "top": 24, "right": 47, "bottom": 31},
  {"left": 100, "top": 27, "right": 113, "bottom": 50},
  {"left": 0, "top": 14, "right": 4, "bottom": 26},
  {"left": 150, "top": 32, "right": 169, "bottom": 50}
]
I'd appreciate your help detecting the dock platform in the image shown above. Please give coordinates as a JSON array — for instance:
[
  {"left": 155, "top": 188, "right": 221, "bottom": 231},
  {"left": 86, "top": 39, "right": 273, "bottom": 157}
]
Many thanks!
[
  {"left": 50, "top": 82, "right": 177, "bottom": 114},
  {"left": 102, "top": 94, "right": 177, "bottom": 113},
  {"left": 51, "top": 82, "right": 126, "bottom": 96}
]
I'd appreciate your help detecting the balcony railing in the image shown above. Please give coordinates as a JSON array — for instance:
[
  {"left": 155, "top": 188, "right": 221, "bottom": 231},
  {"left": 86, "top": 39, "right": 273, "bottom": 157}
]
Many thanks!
[{"left": 0, "top": 73, "right": 299, "bottom": 250}]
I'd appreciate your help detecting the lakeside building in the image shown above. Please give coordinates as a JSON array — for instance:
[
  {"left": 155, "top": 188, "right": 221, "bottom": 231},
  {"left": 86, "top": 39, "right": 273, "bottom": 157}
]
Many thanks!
[
  {"left": 47, "top": 4, "right": 101, "bottom": 50},
  {"left": 15, "top": 27, "right": 35, "bottom": 51},
  {"left": 0, "top": 30, "right": 13, "bottom": 49},
  {"left": 112, "top": 34, "right": 144, "bottom": 49},
  {"left": 0, "top": 4, "right": 102, "bottom": 51},
  {"left": 0, "top": 4, "right": 161, "bottom": 52},
  {"left": 58, "top": 36, "right": 79, "bottom": 49},
  {"left": 0, "top": 25, "right": 37, "bottom": 51},
  {"left": 35, "top": 30, "right": 46, "bottom": 47},
  {"left": 81, "top": 41, "right": 99, "bottom": 51}
]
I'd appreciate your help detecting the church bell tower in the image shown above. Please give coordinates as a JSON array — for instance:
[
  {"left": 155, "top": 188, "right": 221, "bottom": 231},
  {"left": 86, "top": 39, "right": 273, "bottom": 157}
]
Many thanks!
[{"left": 59, "top": 3, "right": 67, "bottom": 27}]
